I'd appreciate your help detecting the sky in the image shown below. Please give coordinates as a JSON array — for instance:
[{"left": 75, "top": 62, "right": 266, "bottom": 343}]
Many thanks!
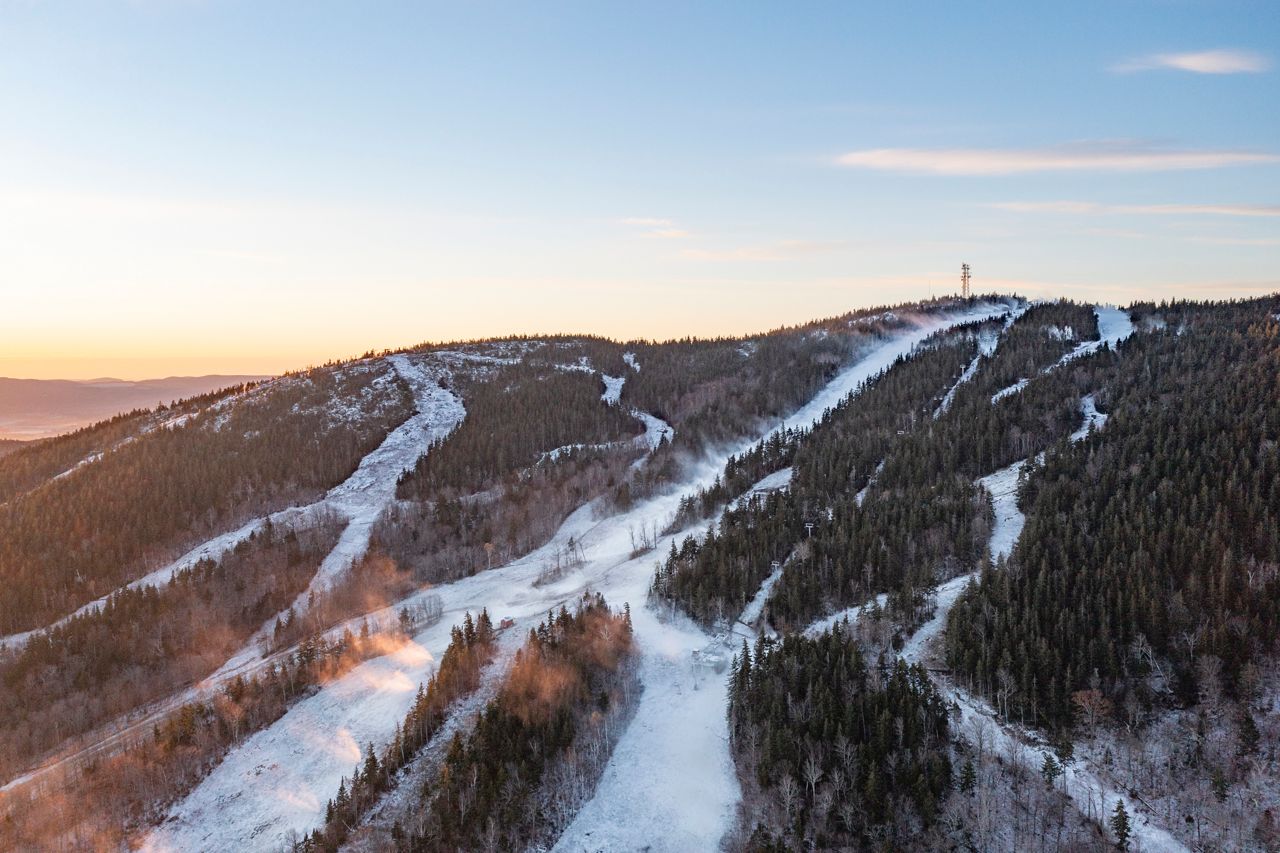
[{"left": 1, "top": 1, "right": 1277, "bottom": 379}]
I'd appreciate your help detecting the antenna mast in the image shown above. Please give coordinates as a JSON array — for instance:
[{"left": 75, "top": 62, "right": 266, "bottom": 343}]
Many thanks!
[{"left": 961, "top": 263, "right": 971, "bottom": 299}]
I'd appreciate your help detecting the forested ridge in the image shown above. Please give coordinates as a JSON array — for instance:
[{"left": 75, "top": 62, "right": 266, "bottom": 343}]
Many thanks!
[
  {"left": 396, "top": 362, "right": 641, "bottom": 496},
  {"left": 651, "top": 302, "right": 1109, "bottom": 632},
  {"left": 652, "top": 319, "right": 996, "bottom": 626},
  {"left": 948, "top": 299, "right": 1280, "bottom": 729},
  {"left": 0, "top": 615, "right": 408, "bottom": 850},
  {"left": 0, "top": 361, "right": 412, "bottom": 634},
  {"left": 9, "top": 294, "right": 1280, "bottom": 852}
]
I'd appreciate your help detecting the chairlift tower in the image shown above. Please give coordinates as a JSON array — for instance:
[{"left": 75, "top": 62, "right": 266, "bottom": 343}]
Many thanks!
[{"left": 961, "top": 263, "right": 971, "bottom": 299}]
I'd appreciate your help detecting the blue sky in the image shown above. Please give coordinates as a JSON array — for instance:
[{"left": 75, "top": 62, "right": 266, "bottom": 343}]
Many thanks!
[{"left": 1, "top": 1, "right": 1276, "bottom": 377}]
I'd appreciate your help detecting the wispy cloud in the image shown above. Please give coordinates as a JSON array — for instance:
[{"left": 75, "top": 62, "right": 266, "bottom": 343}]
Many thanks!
[
  {"left": 620, "top": 217, "right": 689, "bottom": 238},
  {"left": 1113, "top": 49, "right": 1271, "bottom": 74},
  {"left": 836, "top": 142, "right": 1279, "bottom": 175},
  {"left": 991, "top": 201, "right": 1280, "bottom": 218}
]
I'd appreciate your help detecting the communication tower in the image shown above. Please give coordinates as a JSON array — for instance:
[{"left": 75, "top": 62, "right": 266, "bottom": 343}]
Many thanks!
[{"left": 961, "top": 263, "right": 971, "bottom": 299}]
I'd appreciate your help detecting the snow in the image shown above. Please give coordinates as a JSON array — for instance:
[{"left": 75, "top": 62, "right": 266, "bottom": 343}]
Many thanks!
[
  {"left": 1069, "top": 394, "right": 1108, "bottom": 442},
  {"left": 727, "top": 467, "right": 793, "bottom": 512},
  {"left": 0, "top": 507, "right": 314, "bottom": 653},
  {"left": 632, "top": 410, "right": 671, "bottom": 451},
  {"left": 622, "top": 352, "right": 639, "bottom": 372},
  {"left": 935, "top": 355, "right": 983, "bottom": 418},
  {"left": 553, "top": 607, "right": 739, "bottom": 853},
  {"left": 977, "top": 458, "right": 1030, "bottom": 562},
  {"left": 289, "top": 354, "right": 463, "bottom": 607},
  {"left": 208, "top": 354, "right": 465, "bottom": 680},
  {"left": 987, "top": 305, "right": 1136, "bottom": 410},
  {"left": 853, "top": 459, "right": 885, "bottom": 507},
  {"left": 50, "top": 450, "right": 104, "bottom": 481},
  {"left": 600, "top": 374, "right": 625, "bottom": 405},
  {"left": 803, "top": 592, "right": 889, "bottom": 638},
  {"left": 892, "top": 471, "right": 1191, "bottom": 853},
  {"left": 160, "top": 412, "right": 197, "bottom": 430},
  {"left": 1054, "top": 305, "right": 1135, "bottom": 367},
  {"left": 737, "top": 560, "right": 786, "bottom": 627},
  {"left": 943, "top": 686, "right": 1190, "bottom": 853},
  {"left": 935, "top": 307, "right": 1022, "bottom": 417},
  {"left": 898, "top": 573, "right": 973, "bottom": 662},
  {"left": 763, "top": 302, "right": 1015, "bottom": 445},
  {"left": 142, "top": 303, "right": 1018, "bottom": 851},
  {"left": 990, "top": 377, "right": 1030, "bottom": 403}
]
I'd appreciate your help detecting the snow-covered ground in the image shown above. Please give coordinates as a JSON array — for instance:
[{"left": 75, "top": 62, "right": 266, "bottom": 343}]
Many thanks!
[
  {"left": 990, "top": 377, "right": 1030, "bottom": 403},
  {"left": 977, "top": 458, "right": 1030, "bottom": 563},
  {"left": 803, "top": 592, "right": 889, "bottom": 638},
  {"left": 1055, "top": 305, "right": 1135, "bottom": 367},
  {"left": 737, "top": 559, "right": 786, "bottom": 627},
  {"left": 0, "top": 356, "right": 461, "bottom": 656},
  {"left": 853, "top": 459, "right": 884, "bottom": 507},
  {"left": 899, "top": 345, "right": 1187, "bottom": 851},
  {"left": 987, "top": 305, "right": 1136, "bottom": 408},
  {"left": 1069, "top": 394, "right": 1108, "bottom": 442},
  {"left": 943, "top": 685, "right": 1189, "bottom": 853},
  {"left": 633, "top": 410, "right": 671, "bottom": 451},
  {"left": 208, "top": 355, "right": 465, "bottom": 681},
  {"left": 601, "top": 374, "right": 625, "bottom": 405},
  {"left": 934, "top": 307, "right": 1021, "bottom": 418},
  {"left": 727, "top": 466, "right": 793, "bottom": 512},
  {"left": 146, "top": 303, "right": 1014, "bottom": 851},
  {"left": 898, "top": 573, "right": 972, "bottom": 662}
]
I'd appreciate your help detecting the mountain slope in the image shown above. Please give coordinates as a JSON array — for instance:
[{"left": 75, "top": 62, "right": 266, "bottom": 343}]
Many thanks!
[{"left": 2, "top": 294, "right": 1279, "bottom": 853}]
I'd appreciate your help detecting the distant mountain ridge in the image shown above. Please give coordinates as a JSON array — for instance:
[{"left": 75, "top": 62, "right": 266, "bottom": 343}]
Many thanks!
[{"left": 0, "top": 374, "right": 270, "bottom": 439}]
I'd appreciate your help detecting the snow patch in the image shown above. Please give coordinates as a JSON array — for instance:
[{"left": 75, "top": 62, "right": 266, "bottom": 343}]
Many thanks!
[
  {"left": 990, "top": 378, "right": 1029, "bottom": 403},
  {"left": 1069, "top": 394, "right": 1108, "bottom": 443},
  {"left": 853, "top": 459, "right": 885, "bottom": 506},
  {"left": 1054, "top": 305, "right": 1136, "bottom": 368},
  {"left": 600, "top": 374, "right": 625, "bottom": 405}
]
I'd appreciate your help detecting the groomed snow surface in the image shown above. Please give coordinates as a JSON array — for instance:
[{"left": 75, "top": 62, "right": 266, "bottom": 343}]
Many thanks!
[
  {"left": 147, "top": 302, "right": 1015, "bottom": 852},
  {"left": 977, "top": 458, "right": 1029, "bottom": 563}
]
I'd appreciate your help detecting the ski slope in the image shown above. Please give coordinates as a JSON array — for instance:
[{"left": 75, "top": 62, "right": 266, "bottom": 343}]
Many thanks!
[
  {"left": 1069, "top": 393, "right": 1108, "bottom": 442},
  {"left": 0, "top": 356, "right": 463, "bottom": 657},
  {"left": 899, "top": 358, "right": 1187, "bottom": 852},
  {"left": 146, "top": 303, "right": 1014, "bottom": 851},
  {"left": 977, "top": 457, "right": 1031, "bottom": 563}
]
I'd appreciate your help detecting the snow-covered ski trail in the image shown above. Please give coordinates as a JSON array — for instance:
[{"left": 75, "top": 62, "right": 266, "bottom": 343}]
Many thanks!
[
  {"left": 143, "top": 304, "right": 1013, "bottom": 851},
  {"left": 897, "top": 368, "right": 1187, "bottom": 852},
  {"left": 0, "top": 356, "right": 464, "bottom": 657},
  {"left": 988, "top": 305, "right": 1135, "bottom": 406},
  {"left": 1069, "top": 393, "right": 1108, "bottom": 442},
  {"left": 934, "top": 304, "right": 1023, "bottom": 418},
  {"left": 209, "top": 354, "right": 464, "bottom": 680}
]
